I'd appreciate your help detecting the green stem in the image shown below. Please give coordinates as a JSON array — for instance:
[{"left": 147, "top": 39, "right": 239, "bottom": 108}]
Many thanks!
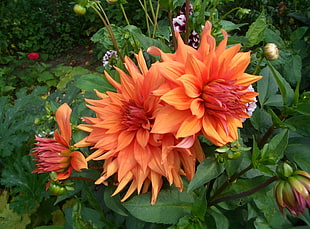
[
  {"left": 152, "top": 0, "right": 160, "bottom": 38},
  {"left": 120, "top": 3, "right": 130, "bottom": 26},
  {"left": 258, "top": 124, "right": 275, "bottom": 149},
  {"left": 208, "top": 0, "right": 220, "bottom": 21},
  {"left": 253, "top": 54, "right": 264, "bottom": 75},
  {"left": 208, "top": 176, "right": 277, "bottom": 206},
  {"left": 184, "top": 0, "right": 190, "bottom": 44},
  {"left": 219, "top": 7, "right": 241, "bottom": 21},
  {"left": 168, "top": 9, "right": 177, "bottom": 51},
  {"left": 209, "top": 164, "right": 252, "bottom": 202},
  {"left": 90, "top": 4, "right": 123, "bottom": 62}
]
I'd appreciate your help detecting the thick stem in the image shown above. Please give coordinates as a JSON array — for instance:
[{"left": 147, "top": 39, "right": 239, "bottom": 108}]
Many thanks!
[
  {"left": 90, "top": 4, "right": 123, "bottom": 62},
  {"left": 208, "top": 176, "right": 277, "bottom": 206},
  {"left": 120, "top": 3, "right": 130, "bottom": 26},
  {"left": 184, "top": 0, "right": 190, "bottom": 44},
  {"left": 168, "top": 10, "right": 177, "bottom": 50},
  {"left": 258, "top": 125, "right": 275, "bottom": 149},
  {"left": 209, "top": 164, "right": 252, "bottom": 202}
]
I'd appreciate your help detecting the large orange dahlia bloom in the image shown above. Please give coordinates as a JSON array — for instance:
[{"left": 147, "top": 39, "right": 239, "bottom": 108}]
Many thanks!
[
  {"left": 32, "top": 103, "right": 88, "bottom": 180},
  {"left": 148, "top": 21, "right": 262, "bottom": 146},
  {"left": 75, "top": 51, "right": 204, "bottom": 204}
]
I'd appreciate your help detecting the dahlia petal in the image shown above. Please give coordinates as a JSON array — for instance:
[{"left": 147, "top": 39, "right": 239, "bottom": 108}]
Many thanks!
[
  {"left": 135, "top": 50, "right": 149, "bottom": 75},
  {"left": 147, "top": 46, "right": 175, "bottom": 62},
  {"left": 215, "top": 30, "right": 228, "bottom": 55},
  {"left": 55, "top": 103, "right": 72, "bottom": 147},
  {"left": 174, "top": 135, "right": 195, "bottom": 149},
  {"left": 104, "top": 71, "right": 122, "bottom": 92},
  {"left": 151, "top": 106, "right": 188, "bottom": 134},
  {"left": 150, "top": 171, "right": 163, "bottom": 205},
  {"left": 161, "top": 87, "right": 192, "bottom": 110},
  {"left": 116, "top": 131, "right": 135, "bottom": 151},
  {"left": 176, "top": 115, "right": 202, "bottom": 138},
  {"left": 134, "top": 142, "right": 151, "bottom": 173},
  {"left": 70, "top": 151, "right": 88, "bottom": 171},
  {"left": 112, "top": 172, "right": 134, "bottom": 197},
  {"left": 85, "top": 148, "right": 105, "bottom": 161},
  {"left": 103, "top": 158, "right": 119, "bottom": 178},
  {"left": 179, "top": 74, "right": 202, "bottom": 98},
  {"left": 136, "top": 128, "right": 150, "bottom": 148},
  {"left": 117, "top": 147, "right": 137, "bottom": 180},
  {"left": 236, "top": 73, "right": 262, "bottom": 86},
  {"left": 54, "top": 130, "right": 68, "bottom": 148},
  {"left": 202, "top": 116, "right": 227, "bottom": 146},
  {"left": 190, "top": 98, "right": 205, "bottom": 118},
  {"left": 121, "top": 179, "right": 138, "bottom": 202}
]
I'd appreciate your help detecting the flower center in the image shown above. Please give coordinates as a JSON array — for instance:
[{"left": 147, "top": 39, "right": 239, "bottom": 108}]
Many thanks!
[
  {"left": 121, "top": 100, "right": 151, "bottom": 131},
  {"left": 202, "top": 80, "right": 247, "bottom": 119}
]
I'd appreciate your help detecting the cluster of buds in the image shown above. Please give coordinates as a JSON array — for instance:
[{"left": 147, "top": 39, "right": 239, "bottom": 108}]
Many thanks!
[
  {"left": 215, "top": 140, "right": 251, "bottom": 162},
  {"left": 102, "top": 50, "right": 118, "bottom": 68},
  {"left": 172, "top": 2, "right": 200, "bottom": 49},
  {"left": 276, "top": 1, "right": 287, "bottom": 17},
  {"left": 274, "top": 162, "right": 310, "bottom": 216}
]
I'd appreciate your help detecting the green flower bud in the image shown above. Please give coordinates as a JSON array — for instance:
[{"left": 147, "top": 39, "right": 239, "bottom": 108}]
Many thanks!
[{"left": 276, "top": 162, "right": 294, "bottom": 179}]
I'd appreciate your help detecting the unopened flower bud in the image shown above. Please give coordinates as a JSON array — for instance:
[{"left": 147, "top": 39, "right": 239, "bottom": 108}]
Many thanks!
[
  {"left": 264, "top": 43, "right": 279, "bottom": 61},
  {"left": 274, "top": 169, "right": 310, "bottom": 216},
  {"left": 276, "top": 161, "right": 294, "bottom": 179},
  {"left": 106, "top": 0, "right": 118, "bottom": 3}
]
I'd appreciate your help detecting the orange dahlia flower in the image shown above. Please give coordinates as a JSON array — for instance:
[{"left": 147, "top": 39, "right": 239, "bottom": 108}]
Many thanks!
[
  {"left": 148, "top": 21, "right": 262, "bottom": 146},
  {"left": 75, "top": 51, "right": 204, "bottom": 204},
  {"left": 31, "top": 103, "right": 87, "bottom": 180}
]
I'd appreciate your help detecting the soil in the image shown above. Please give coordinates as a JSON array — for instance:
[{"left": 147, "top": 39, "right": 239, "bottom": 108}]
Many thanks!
[{"left": 44, "top": 45, "right": 102, "bottom": 72}]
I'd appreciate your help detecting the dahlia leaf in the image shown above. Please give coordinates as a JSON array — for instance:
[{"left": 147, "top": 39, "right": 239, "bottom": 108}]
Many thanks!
[
  {"left": 207, "top": 206, "right": 229, "bottom": 229},
  {"left": 74, "top": 73, "right": 115, "bottom": 93},
  {"left": 285, "top": 137, "right": 310, "bottom": 171},
  {"left": 257, "top": 67, "right": 279, "bottom": 108},
  {"left": 122, "top": 186, "right": 195, "bottom": 224},
  {"left": 285, "top": 115, "right": 310, "bottom": 137},
  {"left": 188, "top": 157, "right": 225, "bottom": 192},
  {"left": 245, "top": 11, "right": 267, "bottom": 47},
  {"left": 267, "top": 62, "right": 294, "bottom": 106}
]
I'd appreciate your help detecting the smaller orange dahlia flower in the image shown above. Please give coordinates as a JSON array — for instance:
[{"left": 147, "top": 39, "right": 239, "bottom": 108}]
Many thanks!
[
  {"left": 31, "top": 103, "right": 87, "bottom": 180},
  {"left": 148, "top": 21, "right": 262, "bottom": 146},
  {"left": 75, "top": 51, "right": 204, "bottom": 204}
]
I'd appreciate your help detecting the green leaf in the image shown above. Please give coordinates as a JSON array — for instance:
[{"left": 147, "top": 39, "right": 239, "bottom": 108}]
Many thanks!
[
  {"left": 245, "top": 11, "right": 266, "bottom": 46},
  {"left": 124, "top": 25, "right": 171, "bottom": 52},
  {"left": 207, "top": 206, "right": 229, "bottom": 229},
  {"left": 261, "top": 129, "right": 288, "bottom": 164},
  {"left": 285, "top": 137, "right": 310, "bottom": 171},
  {"left": 188, "top": 157, "right": 225, "bottom": 192},
  {"left": 290, "top": 26, "right": 309, "bottom": 42},
  {"left": 257, "top": 67, "right": 279, "bottom": 108},
  {"left": 123, "top": 186, "right": 195, "bottom": 224},
  {"left": 104, "top": 185, "right": 128, "bottom": 216},
  {"left": 267, "top": 62, "right": 294, "bottom": 106},
  {"left": 74, "top": 73, "right": 116, "bottom": 93},
  {"left": 34, "top": 226, "right": 65, "bottom": 229},
  {"left": 285, "top": 115, "right": 310, "bottom": 137},
  {"left": 264, "top": 29, "right": 284, "bottom": 47},
  {"left": 282, "top": 54, "right": 302, "bottom": 86}
]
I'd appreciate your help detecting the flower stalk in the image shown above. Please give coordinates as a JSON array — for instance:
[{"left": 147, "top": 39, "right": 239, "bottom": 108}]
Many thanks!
[{"left": 209, "top": 176, "right": 277, "bottom": 206}]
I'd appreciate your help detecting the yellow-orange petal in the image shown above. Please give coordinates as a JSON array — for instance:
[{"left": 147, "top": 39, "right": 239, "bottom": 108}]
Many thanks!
[
  {"left": 70, "top": 151, "right": 88, "bottom": 171},
  {"left": 55, "top": 103, "right": 72, "bottom": 147},
  {"left": 161, "top": 87, "right": 192, "bottom": 110},
  {"left": 176, "top": 115, "right": 202, "bottom": 138}
]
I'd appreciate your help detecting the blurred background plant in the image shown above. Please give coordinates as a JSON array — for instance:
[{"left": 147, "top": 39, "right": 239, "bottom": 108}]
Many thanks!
[{"left": 0, "top": 0, "right": 310, "bottom": 228}]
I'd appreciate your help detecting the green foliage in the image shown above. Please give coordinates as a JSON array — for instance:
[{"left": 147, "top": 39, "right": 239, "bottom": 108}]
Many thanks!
[{"left": 0, "top": 0, "right": 310, "bottom": 228}]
